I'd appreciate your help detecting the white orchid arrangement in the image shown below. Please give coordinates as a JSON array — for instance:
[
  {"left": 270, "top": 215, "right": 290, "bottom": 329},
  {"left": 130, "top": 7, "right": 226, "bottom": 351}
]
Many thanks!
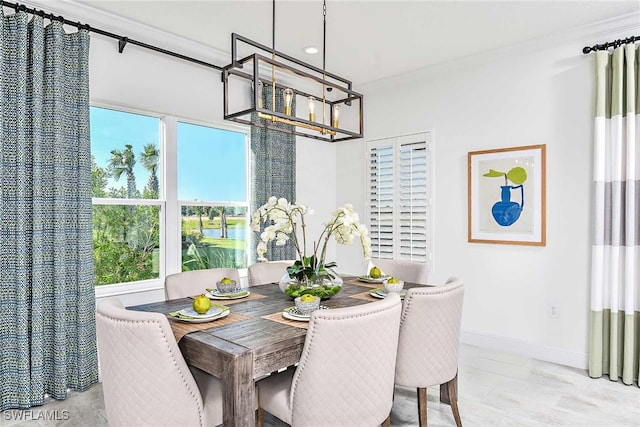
[{"left": 252, "top": 197, "right": 371, "bottom": 287}]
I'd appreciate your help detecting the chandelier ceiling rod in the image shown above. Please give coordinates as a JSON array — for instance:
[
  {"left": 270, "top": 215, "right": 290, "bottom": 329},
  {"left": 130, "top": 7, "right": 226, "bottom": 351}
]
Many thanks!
[{"left": 323, "top": 0, "right": 326, "bottom": 72}]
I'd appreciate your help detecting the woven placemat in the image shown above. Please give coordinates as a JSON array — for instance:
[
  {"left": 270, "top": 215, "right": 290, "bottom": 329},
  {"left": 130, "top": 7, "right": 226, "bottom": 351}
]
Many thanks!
[
  {"left": 262, "top": 312, "right": 309, "bottom": 329},
  {"left": 191, "top": 292, "right": 268, "bottom": 305},
  {"left": 168, "top": 312, "right": 253, "bottom": 341},
  {"left": 349, "top": 291, "right": 381, "bottom": 302}
]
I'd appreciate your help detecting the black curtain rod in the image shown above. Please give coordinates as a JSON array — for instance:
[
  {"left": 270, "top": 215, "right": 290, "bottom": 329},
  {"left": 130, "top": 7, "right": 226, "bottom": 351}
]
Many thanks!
[
  {"left": 582, "top": 35, "right": 640, "bottom": 54},
  {"left": 0, "top": 0, "right": 223, "bottom": 71}
]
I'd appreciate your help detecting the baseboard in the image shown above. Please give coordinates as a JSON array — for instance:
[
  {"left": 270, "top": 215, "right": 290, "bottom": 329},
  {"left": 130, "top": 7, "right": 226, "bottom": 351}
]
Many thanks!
[{"left": 461, "top": 330, "right": 588, "bottom": 370}]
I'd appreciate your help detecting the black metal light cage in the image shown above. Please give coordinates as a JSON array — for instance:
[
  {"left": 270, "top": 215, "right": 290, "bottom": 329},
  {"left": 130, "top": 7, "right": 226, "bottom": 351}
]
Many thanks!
[{"left": 223, "top": 33, "right": 363, "bottom": 142}]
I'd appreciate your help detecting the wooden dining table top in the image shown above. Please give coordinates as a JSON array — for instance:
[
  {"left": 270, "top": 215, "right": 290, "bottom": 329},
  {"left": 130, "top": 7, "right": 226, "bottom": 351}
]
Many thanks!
[{"left": 127, "top": 277, "right": 426, "bottom": 427}]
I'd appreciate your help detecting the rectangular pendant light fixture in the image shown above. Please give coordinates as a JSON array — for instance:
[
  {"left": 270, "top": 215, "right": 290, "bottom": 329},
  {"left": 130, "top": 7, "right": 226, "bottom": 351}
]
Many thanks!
[{"left": 222, "top": 3, "right": 363, "bottom": 142}]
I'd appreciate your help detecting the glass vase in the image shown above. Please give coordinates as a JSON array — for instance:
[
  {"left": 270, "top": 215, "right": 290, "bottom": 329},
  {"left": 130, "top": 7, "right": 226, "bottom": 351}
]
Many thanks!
[{"left": 279, "top": 267, "right": 343, "bottom": 300}]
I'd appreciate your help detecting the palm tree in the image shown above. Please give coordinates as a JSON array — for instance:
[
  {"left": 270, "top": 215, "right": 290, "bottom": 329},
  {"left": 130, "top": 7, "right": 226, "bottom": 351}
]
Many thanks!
[
  {"left": 109, "top": 144, "right": 137, "bottom": 199},
  {"left": 140, "top": 143, "right": 159, "bottom": 196},
  {"left": 215, "top": 206, "right": 228, "bottom": 238},
  {"left": 194, "top": 206, "right": 204, "bottom": 236}
]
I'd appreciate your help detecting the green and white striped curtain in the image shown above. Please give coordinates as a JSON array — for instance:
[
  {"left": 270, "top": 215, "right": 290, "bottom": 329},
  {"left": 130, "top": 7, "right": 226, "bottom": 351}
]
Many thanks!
[
  {"left": 589, "top": 44, "right": 639, "bottom": 386},
  {"left": 0, "top": 10, "right": 99, "bottom": 409},
  {"left": 250, "top": 85, "right": 297, "bottom": 263}
]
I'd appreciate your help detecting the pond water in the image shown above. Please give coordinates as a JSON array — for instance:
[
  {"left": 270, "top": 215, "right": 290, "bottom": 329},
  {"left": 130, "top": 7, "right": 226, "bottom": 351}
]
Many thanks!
[{"left": 200, "top": 227, "right": 246, "bottom": 239}]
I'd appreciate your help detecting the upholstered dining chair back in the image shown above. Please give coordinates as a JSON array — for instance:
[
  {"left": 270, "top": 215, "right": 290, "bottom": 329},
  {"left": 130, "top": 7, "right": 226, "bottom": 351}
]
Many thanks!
[
  {"left": 165, "top": 267, "right": 240, "bottom": 300},
  {"left": 257, "top": 294, "right": 402, "bottom": 427},
  {"left": 395, "top": 277, "right": 465, "bottom": 426},
  {"left": 96, "top": 298, "right": 222, "bottom": 427},
  {"left": 247, "top": 260, "right": 295, "bottom": 286},
  {"left": 371, "top": 258, "right": 429, "bottom": 285}
]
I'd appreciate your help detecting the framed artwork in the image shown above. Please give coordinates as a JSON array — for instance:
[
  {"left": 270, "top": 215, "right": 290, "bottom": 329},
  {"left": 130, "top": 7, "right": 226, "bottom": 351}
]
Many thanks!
[{"left": 468, "top": 144, "right": 546, "bottom": 246}]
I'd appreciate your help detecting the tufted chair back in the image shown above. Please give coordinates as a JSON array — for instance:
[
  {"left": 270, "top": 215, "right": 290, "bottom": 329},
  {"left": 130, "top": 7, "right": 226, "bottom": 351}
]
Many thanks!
[
  {"left": 394, "top": 278, "right": 464, "bottom": 427},
  {"left": 371, "top": 258, "right": 429, "bottom": 285},
  {"left": 395, "top": 277, "right": 464, "bottom": 387},
  {"left": 292, "top": 294, "right": 401, "bottom": 426},
  {"left": 165, "top": 267, "right": 240, "bottom": 300},
  {"left": 247, "top": 260, "right": 295, "bottom": 286},
  {"left": 96, "top": 297, "right": 221, "bottom": 427}
]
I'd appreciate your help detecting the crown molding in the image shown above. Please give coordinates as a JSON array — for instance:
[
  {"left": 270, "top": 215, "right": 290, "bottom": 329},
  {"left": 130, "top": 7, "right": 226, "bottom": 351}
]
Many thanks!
[
  {"left": 361, "top": 11, "right": 639, "bottom": 91},
  {"left": 7, "top": 0, "right": 230, "bottom": 68}
]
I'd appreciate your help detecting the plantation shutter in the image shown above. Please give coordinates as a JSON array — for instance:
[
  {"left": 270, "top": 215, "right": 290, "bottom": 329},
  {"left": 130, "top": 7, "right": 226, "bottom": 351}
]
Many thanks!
[
  {"left": 367, "top": 140, "right": 395, "bottom": 259},
  {"left": 366, "top": 133, "right": 432, "bottom": 267}
]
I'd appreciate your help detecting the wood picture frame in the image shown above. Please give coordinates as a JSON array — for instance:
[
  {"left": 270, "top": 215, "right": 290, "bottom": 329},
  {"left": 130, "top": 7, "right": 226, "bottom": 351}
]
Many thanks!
[{"left": 468, "top": 144, "right": 546, "bottom": 246}]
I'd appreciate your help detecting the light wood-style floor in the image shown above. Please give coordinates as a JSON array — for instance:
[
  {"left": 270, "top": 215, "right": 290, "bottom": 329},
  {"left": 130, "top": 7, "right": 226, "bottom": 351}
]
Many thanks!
[{"left": 1, "top": 344, "right": 638, "bottom": 426}]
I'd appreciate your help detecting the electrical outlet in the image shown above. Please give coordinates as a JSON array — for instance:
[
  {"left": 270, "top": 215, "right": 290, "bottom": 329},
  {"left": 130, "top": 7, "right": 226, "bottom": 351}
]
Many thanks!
[{"left": 549, "top": 305, "right": 559, "bottom": 318}]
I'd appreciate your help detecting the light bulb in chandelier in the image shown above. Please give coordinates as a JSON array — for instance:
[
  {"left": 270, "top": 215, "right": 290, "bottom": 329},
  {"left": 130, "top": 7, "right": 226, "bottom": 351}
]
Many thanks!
[
  {"left": 332, "top": 104, "right": 341, "bottom": 128},
  {"left": 308, "top": 96, "right": 316, "bottom": 122},
  {"left": 283, "top": 88, "right": 294, "bottom": 115}
]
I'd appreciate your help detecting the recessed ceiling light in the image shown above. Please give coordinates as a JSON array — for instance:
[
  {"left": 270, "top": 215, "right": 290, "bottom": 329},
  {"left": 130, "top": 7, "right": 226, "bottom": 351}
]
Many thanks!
[{"left": 303, "top": 46, "right": 319, "bottom": 54}]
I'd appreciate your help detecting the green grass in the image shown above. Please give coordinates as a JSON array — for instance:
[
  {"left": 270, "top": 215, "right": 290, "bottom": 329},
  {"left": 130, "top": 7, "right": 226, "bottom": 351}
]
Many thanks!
[
  {"left": 202, "top": 237, "right": 244, "bottom": 249},
  {"left": 182, "top": 216, "right": 245, "bottom": 230}
]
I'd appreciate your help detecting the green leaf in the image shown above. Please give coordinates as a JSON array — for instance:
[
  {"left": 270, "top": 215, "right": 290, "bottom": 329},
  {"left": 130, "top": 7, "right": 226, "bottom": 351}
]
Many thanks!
[
  {"left": 483, "top": 169, "right": 505, "bottom": 178},
  {"left": 506, "top": 167, "right": 527, "bottom": 185}
]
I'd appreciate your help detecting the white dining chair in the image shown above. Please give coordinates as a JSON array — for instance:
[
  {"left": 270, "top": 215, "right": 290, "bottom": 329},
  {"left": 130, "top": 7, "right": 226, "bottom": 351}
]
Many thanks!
[
  {"left": 247, "top": 260, "right": 295, "bottom": 286},
  {"left": 164, "top": 267, "right": 240, "bottom": 300},
  {"left": 395, "top": 277, "right": 465, "bottom": 427},
  {"left": 371, "top": 258, "right": 429, "bottom": 285},
  {"left": 256, "top": 293, "right": 402, "bottom": 427},
  {"left": 96, "top": 297, "right": 224, "bottom": 427}
]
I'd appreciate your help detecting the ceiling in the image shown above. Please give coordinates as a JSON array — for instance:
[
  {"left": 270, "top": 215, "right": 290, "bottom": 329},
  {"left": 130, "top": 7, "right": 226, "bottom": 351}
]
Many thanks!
[{"left": 76, "top": 0, "right": 639, "bottom": 85}]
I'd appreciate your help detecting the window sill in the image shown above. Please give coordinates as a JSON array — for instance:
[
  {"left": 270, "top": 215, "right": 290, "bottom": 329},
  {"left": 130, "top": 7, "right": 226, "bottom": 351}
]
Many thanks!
[{"left": 94, "top": 279, "right": 164, "bottom": 299}]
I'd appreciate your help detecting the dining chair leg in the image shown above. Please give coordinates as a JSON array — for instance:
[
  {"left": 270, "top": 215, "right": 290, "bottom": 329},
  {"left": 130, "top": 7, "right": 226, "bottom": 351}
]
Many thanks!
[
  {"left": 256, "top": 407, "right": 264, "bottom": 427},
  {"left": 440, "top": 371, "right": 458, "bottom": 405},
  {"left": 446, "top": 378, "right": 462, "bottom": 427},
  {"left": 382, "top": 414, "right": 391, "bottom": 427},
  {"left": 417, "top": 387, "right": 427, "bottom": 427}
]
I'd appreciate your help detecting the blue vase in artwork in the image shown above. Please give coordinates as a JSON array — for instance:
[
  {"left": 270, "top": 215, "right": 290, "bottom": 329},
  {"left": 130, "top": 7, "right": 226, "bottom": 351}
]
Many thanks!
[{"left": 491, "top": 185, "right": 524, "bottom": 226}]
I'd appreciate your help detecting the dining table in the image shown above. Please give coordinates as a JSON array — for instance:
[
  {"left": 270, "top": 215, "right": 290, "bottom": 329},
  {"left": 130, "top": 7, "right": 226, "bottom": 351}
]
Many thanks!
[{"left": 128, "top": 277, "right": 439, "bottom": 427}]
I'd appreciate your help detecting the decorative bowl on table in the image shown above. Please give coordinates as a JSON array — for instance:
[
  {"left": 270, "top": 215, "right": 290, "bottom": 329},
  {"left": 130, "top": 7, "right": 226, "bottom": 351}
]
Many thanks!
[
  {"left": 216, "top": 278, "right": 239, "bottom": 294},
  {"left": 279, "top": 268, "right": 343, "bottom": 300},
  {"left": 294, "top": 295, "right": 321, "bottom": 316},
  {"left": 383, "top": 278, "right": 404, "bottom": 294}
]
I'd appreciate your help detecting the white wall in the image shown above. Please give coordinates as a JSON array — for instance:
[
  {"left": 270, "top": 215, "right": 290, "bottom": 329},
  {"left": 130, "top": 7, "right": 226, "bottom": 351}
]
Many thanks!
[{"left": 336, "top": 15, "right": 639, "bottom": 368}]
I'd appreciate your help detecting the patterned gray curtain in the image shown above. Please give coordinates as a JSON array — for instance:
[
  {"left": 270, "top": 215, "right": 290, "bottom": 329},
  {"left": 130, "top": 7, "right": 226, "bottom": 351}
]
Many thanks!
[
  {"left": 250, "top": 85, "right": 297, "bottom": 263},
  {"left": 0, "top": 10, "right": 99, "bottom": 410}
]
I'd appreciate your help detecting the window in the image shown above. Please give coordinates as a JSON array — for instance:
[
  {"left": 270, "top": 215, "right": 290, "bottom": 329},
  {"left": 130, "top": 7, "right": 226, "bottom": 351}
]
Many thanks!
[
  {"left": 90, "top": 107, "right": 249, "bottom": 289},
  {"left": 366, "top": 132, "right": 432, "bottom": 267},
  {"left": 90, "top": 107, "right": 163, "bottom": 286},
  {"left": 177, "top": 122, "right": 248, "bottom": 271}
]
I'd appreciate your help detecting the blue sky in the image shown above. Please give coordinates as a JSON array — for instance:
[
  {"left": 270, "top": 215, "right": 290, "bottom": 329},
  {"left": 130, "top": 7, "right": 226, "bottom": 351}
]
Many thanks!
[{"left": 90, "top": 107, "right": 247, "bottom": 201}]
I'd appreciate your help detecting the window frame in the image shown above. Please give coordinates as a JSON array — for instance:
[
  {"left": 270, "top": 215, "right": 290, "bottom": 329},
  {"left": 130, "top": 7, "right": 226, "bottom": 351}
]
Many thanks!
[{"left": 91, "top": 103, "right": 250, "bottom": 298}]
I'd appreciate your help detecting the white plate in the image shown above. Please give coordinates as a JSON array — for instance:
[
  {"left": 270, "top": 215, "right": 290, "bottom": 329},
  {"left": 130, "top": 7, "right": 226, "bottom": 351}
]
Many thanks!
[
  {"left": 177, "top": 306, "right": 223, "bottom": 319},
  {"left": 170, "top": 309, "right": 230, "bottom": 323},
  {"left": 282, "top": 310, "right": 310, "bottom": 322},
  {"left": 370, "top": 288, "right": 407, "bottom": 299},
  {"left": 282, "top": 306, "right": 328, "bottom": 321},
  {"left": 375, "top": 288, "right": 407, "bottom": 297},
  {"left": 357, "top": 275, "right": 390, "bottom": 284},
  {"left": 205, "top": 290, "right": 251, "bottom": 300}
]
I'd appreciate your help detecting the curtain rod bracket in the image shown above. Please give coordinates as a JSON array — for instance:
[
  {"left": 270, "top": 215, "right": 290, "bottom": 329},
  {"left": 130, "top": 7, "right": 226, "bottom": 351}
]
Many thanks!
[{"left": 118, "top": 37, "right": 128, "bottom": 53}]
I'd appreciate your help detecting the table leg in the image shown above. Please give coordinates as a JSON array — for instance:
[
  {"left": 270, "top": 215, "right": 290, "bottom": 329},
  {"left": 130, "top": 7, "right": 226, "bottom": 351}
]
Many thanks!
[
  {"left": 222, "top": 349, "right": 255, "bottom": 427},
  {"left": 179, "top": 335, "right": 256, "bottom": 427}
]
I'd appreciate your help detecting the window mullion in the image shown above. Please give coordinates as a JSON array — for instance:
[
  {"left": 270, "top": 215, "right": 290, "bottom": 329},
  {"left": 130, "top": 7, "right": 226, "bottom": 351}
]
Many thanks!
[{"left": 164, "top": 116, "right": 180, "bottom": 276}]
